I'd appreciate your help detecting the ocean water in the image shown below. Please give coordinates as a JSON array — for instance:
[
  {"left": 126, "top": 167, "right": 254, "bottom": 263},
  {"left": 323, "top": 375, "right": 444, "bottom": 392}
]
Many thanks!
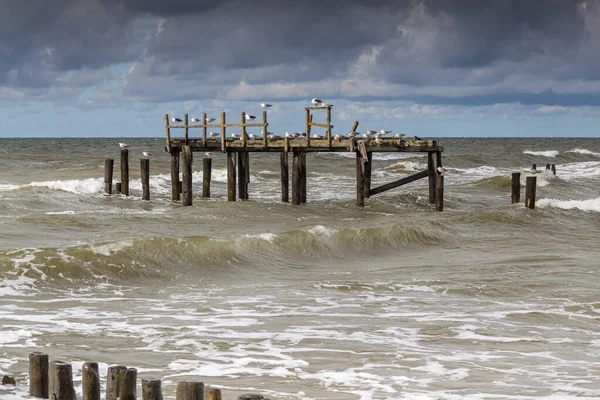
[{"left": 0, "top": 137, "right": 599, "bottom": 399}]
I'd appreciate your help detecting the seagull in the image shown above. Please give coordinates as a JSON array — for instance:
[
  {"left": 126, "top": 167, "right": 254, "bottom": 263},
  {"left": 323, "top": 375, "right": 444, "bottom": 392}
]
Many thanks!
[
  {"left": 171, "top": 117, "right": 182, "bottom": 124},
  {"left": 205, "top": 117, "right": 216, "bottom": 123},
  {"left": 261, "top": 103, "right": 272, "bottom": 109},
  {"left": 334, "top": 134, "right": 343, "bottom": 141},
  {"left": 394, "top": 133, "right": 406, "bottom": 138},
  {"left": 190, "top": 117, "right": 201, "bottom": 123},
  {"left": 348, "top": 131, "right": 359, "bottom": 138},
  {"left": 380, "top": 130, "right": 392, "bottom": 135},
  {"left": 413, "top": 135, "right": 422, "bottom": 140},
  {"left": 248, "top": 133, "right": 257, "bottom": 139},
  {"left": 437, "top": 167, "right": 447, "bottom": 176},
  {"left": 366, "top": 130, "right": 377, "bottom": 135},
  {"left": 268, "top": 133, "right": 281, "bottom": 140},
  {"left": 205, "top": 152, "right": 213, "bottom": 156},
  {"left": 209, "top": 131, "right": 219, "bottom": 137},
  {"left": 245, "top": 114, "right": 256, "bottom": 121},
  {"left": 311, "top": 98, "right": 323, "bottom": 106},
  {"left": 142, "top": 151, "right": 153, "bottom": 158},
  {"left": 312, "top": 133, "right": 324, "bottom": 139},
  {"left": 231, "top": 133, "right": 241, "bottom": 139},
  {"left": 119, "top": 142, "right": 129, "bottom": 149}
]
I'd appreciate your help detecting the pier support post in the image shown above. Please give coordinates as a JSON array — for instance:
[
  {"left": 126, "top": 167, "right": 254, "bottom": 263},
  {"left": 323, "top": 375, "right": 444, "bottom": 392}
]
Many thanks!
[
  {"left": 427, "top": 151, "right": 436, "bottom": 204},
  {"left": 511, "top": 172, "right": 521, "bottom": 204},
  {"left": 142, "top": 378, "right": 164, "bottom": 400},
  {"left": 356, "top": 151, "right": 365, "bottom": 207},
  {"left": 208, "top": 387, "right": 222, "bottom": 400},
  {"left": 525, "top": 176, "right": 537, "bottom": 209},
  {"left": 546, "top": 163, "right": 551, "bottom": 171},
  {"left": 106, "top": 366, "right": 137, "bottom": 400},
  {"left": 29, "top": 352, "right": 48, "bottom": 399},
  {"left": 49, "top": 361, "right": 76, "bottom": 400},
  {"left": 300, "top": 151, "right": 307, "bottom": 204},
  {"left": 182, "top": 145, "right": 193, "bottom": 206},
  {"left": 280, "top": 151, "right": 289, "bottom": 203},
  {"left": 120, "top": 149, "right": 129, "bottom": 196},
  {"left": 82, "top": 362, "right": 100, "bottom": 400},
  {"left": 141, "top": 158, "right": 150, "bottom": 201},
  {"left": 203, "top": 158, "right": 212, "bottom": 198},
  {"left": 238, "top": 151, "right": 249, "bottom": 200},
  {"left": 116, "top": 182, "right": 122, "bottom": 193},
  {"left": 435, "top": 175, "right": 444, "bottom": 211},
  {"left": 531, "top": 163, "right": 537, "bottom": 173},
  {"left": 176, "top": 381, "right": 204, "bottom": 400},
  {"left": 551, "top": 164, "right": 556, "bottom": 175},
  {"left": 171, "top": 151, "right": 180, "bottom": 201},
  {"left": 104, "top": 159, "right": 114, "bottom": 195},
  {"left": 227, "top": 151, "right": 236, "bottom": 201},
  {"left": 364, "top": 152, "right": 372, "bottom": 199},
  {"left": 292, "top": 150, "right": 301, "bottom": 205}
]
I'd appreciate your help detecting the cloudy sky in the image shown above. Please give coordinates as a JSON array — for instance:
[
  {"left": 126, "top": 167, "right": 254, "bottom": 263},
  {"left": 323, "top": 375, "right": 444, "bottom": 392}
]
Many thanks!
[{"left": 1, "top": 0, "right": 599, "bottom": 137}]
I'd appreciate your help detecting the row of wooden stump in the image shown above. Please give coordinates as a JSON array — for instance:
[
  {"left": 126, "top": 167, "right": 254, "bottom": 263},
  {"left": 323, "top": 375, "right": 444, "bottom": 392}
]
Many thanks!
[
  {"left": 511, "top": 164, "right": 557, "bottom": 209},
  {"left": 16, "top": 352, "right": 270, "bottom": 400}
]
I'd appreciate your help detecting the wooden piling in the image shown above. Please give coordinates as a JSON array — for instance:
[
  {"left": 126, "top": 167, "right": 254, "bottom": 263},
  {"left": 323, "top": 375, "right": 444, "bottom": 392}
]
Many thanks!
[
  {"left": 182, "top": 145, "right": 193, "bottom": 206},
  {"left": 106, "top": 365, "right": 137, "bottom": 400},
  {"left": 220, "top": 112, "right": 226, "bottom": 152},
  {"left": 116, "top": 182, "right": 122, "bottom": 193},
  {"left": 185, "top": 113, "right": 189, "bottom": 144},
  {"left": 356, "top": 151, "right": 365, "bottom": 207},
  {"left": 238, "top": 151, "right": 249, "bottom": 200},
  {"left": 531, "top": 163, "right": 537, "bottom": 173},
  {"left": 120, "top": 148, "right": 129, "bottom": 196},
  {"left": 202, "top": 112, "right": 207, "bottom": 148},
  {"left": 300, "top": 151, "right": 307, "bottom": 203},
  {"left": 104, "top": 159, "right": 114, "bottom": 195},
  {"left": 171, "top": 151, "right": 180, "bottom": 201},
  {"left": 241, "top": 112, "right": 247, "bottom": 146},
  {"left": 546, "top": 163, "right": 550, "bottom": 171},
  {"left": 525, "top": 176, "right": 537, "bottom": 209},
  {"left": 262, "top": 110, "right": 268, "bottom": 147},
  {"left": 176, "top": 381, "right": 204, "bottom": 400},
  {"left": 82, "top": 362, "right": 100, "bottom": 400},
  {"left": 227, "top": 151, "right": 236, "bottom": 201},
  {"left": 551, "top": 164, "right": 556, "bottom": 175},
  {"left": 435, "top": 175, "right": 444, "bottom": 211},
  {"left": 141, "top": 158, "right": 150, "bottom": 201},
  {"left": 207, "top": 387, "right": 222, "bottom": 400},
  {"left": 280, "top": 151, "right": 289, "bottom": 203},
  {"left": 427, "top": 151, "right": 436, "bottom": 204},
  {"left": 292, "top": 150, "right": 301, "bottom": 205},
  {"left": 511, "top": 172, "right": 521, "bottom": 204},
  {"left": 2, "top": 376, "right": 15, "bottom": 385},
  {"left": 238, "top": 394, "right": 264, "bottom": 400},
  {"left": 29, "top": 352, "right": 48, "bottom": 398},
  {"left": 49, "top": 361, "right": 76, "bottom": 400},
  {"left": 142, "top": 378, "right": 164, "bottom": 400},
  {"left": 203, "top": 157, "right": 212, "bottom": 198},
  {"left": 364, "top": 152, "right": 372, "bottom": 198}
]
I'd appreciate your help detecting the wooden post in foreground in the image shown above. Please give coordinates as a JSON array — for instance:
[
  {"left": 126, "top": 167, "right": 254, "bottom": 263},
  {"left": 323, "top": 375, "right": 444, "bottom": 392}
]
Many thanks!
[
  {"left": 176, "top": 381, "right": 204, "bottom": 400},
  {"left": 227, "top": 151, "right": 236, "bottom": 201},
  {"left": 551, "top": 164, "right": 556, "bottom": 175},
  {"left": 106, "top": 366, "right": 137, "bottom": 400},
  {"left": 525, "top": 176, "right": 536, "bottom": 209},
  {"left": 141, "top": 158, "right": 150, "bottom": 201},
  {"left": 82, "top": 362, "right": 100, "bottom": 400},
  {"left": 356, "top": 151, "right": 365, "bottom": 207},
  {"left": 546, "top": 163, "right": 550, "bottom": 171},
  {"left": 29, "top": 352, "right": 48, "bottom": 398},
  {"left": 511, "top": 172, "right": 521, "bottom": 204},
  {"left": 49, "top": 361, "right": 76, "bottom": 400},
  {"left": 182, "top": 146, "right": 193, "bottom": 206},
  {"left": 120, "top": 149, "right": 129, "bottom": 196},
  {"left": 280, "top": 151, "right": 289, "bottom": 203},
  {"left": 238, "top": 152, "right": 249, "bottom": 200},
  {"left": 116, "top": 182, "right": 122, "bottom": 193},
  {"left": 427, "top": 151, "right": 436, "bottom": 204},
  {"left": 435, "top": 175, "right": 444, "bottom": 211},
  {"left": 203, "top": 158, "right": 212, "bottom": 198},
  {"left": 104, "top": 159, "right": 114, "bottom": 195},
  {"left": 207, "top": 388, "right": 222, "bottom": 400},
  {"left": 171, "top": 151, "right": 180, "bottom": 201},
  {"left": 300, "top": 151, "right": 307, "bottom": 204},
  {"left": 292, "top": 150, "right": 301, "bottom": 205},
  {"left": 142, "top": 378, "right": 164, "bottom": 400},
  {"left": 364, "top": 152, "right": 372, "bottom": 199}
]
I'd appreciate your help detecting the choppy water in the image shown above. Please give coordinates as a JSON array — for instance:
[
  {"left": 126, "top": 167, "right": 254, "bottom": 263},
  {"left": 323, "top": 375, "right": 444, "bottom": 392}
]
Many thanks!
[{"left": 1, "top": 137, "right": 599, "bottom": 399}]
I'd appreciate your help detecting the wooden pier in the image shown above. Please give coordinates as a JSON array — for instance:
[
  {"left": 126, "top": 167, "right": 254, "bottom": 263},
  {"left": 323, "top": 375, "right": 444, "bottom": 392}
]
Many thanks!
[{"left": 155, "top": 106, "right": 445, "bottom": 209}]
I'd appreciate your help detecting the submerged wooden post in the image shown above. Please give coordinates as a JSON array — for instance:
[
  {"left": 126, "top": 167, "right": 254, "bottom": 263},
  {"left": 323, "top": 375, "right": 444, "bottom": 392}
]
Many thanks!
[
  {"left": 511, "top": 172, "right": 521, "bottom": 204},
  {"left": 49, "top": 361, "right": 76, "bottom": 400},
  {"left": 116, "top": 182, "right": 122, "bottom": 193},
  {"left": 176, "top": 381, "right": 204, "bottom": 400},
  {"left": 546, "top": 163, "right": 550, "bottom": 171},
  {"left": 104, "top": 159, "right": 114, "bottom": 195},
  {"left": 29, "top": 352, "right": 48, "bottom": 398},
  {"left": 238, "top": 152, "right": 249, "bottom": 200},
  {"left": 364, "top": 152, "right": 372, "bottom": 198},
  {"left": 171, "top": 150, "right": 180, "bottom": 201},
  {"left": 356, "top": 151, "right": 365, "bottom": 207},
  {"left": 525, "top": 176, "right": 536, "bottom": 209},
  {"left": 120, "top": 148, "right": 129, "bottom": 196},
  {"left": 292, "top": 150, "right": 301, "bottom": 205},
  {"left": 106, "top": 366, "right": 137, "bottom": 400},
  {"left": 182, "top": 145, "right": 193, "bottom": 206},
  {"left": 82, "top": 362, "right": 100, "bottom": 400},
  {"left": 300, "top": 151, "right": 307, "bottom": 203},
  {"left": 227, "top": 151, "right": 236, "bottom": 201},
  {"left": 427, "top": 151, "right": 435, "bottom": 204},
  {"left": 207, "top": 387, "right": 222, "bottom": 400},
  {"left": 203, "top": 158, "right": 212, "bottom": 198},
  {"left": 142, "top": 378, "right": 164, "bottom": 400},
  {"left": 435, "top": 175, "right": 444, "bottom": 211},
  {"left": 531, "top": 163, "right": 537, "bottom": 173},
  {"left": 280, "top": 151, "right": 289, "bottom": 203},
  {"left": 551, "top": 164, "right": 556, "bottom": 175},
  {"left": 141, "top": 158, "right": 150, "bottom": 201}
]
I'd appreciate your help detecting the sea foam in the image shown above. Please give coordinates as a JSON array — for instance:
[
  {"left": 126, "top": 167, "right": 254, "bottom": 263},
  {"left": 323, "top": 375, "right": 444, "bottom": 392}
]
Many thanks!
[
  {"left": 523, "top": 150, "right": 560, "bottom": 157},
  {"left": 537, "top": 197, "right": 600, "bottom": 212}
]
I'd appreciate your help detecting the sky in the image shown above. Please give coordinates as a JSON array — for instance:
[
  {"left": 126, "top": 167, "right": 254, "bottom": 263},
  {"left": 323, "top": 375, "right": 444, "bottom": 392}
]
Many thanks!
[{"left": 1, "top": 0, "right": 600, "bottom": 138}]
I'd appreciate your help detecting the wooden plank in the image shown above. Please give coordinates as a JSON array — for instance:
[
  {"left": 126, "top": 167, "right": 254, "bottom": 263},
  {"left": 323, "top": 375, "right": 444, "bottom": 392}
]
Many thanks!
[
  {"left": 435, "top": 175, "right": 444, "bottom": 211},
  {"left": 351, "top": 121, "right": 359, "bottom": 132},
  {"left": 168, "top": 123, "right": 265, "bottom": 129},
  {"left": 308, "top": 122, "right": 333, "bottom": 129},
  {"left": 29, "top": 352, "right": 48, "bottom": 398},
  {"left": 305, "top": 109, "right": 311, "bottom": 147},
  {"left": 369, "top": 170, "right": 429, "bottom": 196},
  {"left": 82, "top": 362, "right": 100, "bottom": 400},
  {"left": 305, "top": 106, "right": 333, "bottom": 110},
  {"left": 327, "top": 107, "right": 332, "bottom": 147},
  {"left": 300, "top": 151, "right": 307, "bottom": 203}
]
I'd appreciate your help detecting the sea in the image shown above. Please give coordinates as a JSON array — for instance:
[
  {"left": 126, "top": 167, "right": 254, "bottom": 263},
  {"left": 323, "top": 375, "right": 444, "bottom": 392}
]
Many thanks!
[{"left": 0, "top": 137, "right": 599, "bottom": 400}]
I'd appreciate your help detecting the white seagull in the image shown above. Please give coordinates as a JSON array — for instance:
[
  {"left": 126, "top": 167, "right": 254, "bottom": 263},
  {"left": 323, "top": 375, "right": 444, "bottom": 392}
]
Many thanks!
[
  {"left": 311, "top": 98, "right": 323, "bottom": 106},
  {"left": 366, "top": 130, "right": 377, "bottom": 135},
  {"left": 261, "top": 103, "right": 272, "bottom": 109},
  {"left": 380, "top": 130, "right": 392, "bottom": 135},
  {"left": 437, "top": 167, "right": 447, "bottom": 176},
  {"left": 394, "top": 133, "right": 406, "bottom": 138},
  {"left": 170, "top": 117, "right": 182, "bottom": 124},
  {"left": 312, "top": 133, "right": 324, "bottom": 139},
  {"left": 231, "top": 133, "right": 241, "bottom": 139},
  {"left": 245, "top": 114, "right": 256, "bottom": 121},
  {"left": 190, "top": 117, "right": 201, "bottom": 123},
  {"left": 205, "top": 117, "right": 216, "bottom": 123},
  {"left": 142, "top": 151, "right": 153, "bottom": 158},
  {"left": 205, "top": 152, "right": 213, "bottom": 156},
  {"left": 248, "top": 133, "right": 257, "bottom": 139},
  {"left": 209, "top": 131, "right": 219, "bottom": 137},
  {"left": 334, "top": 134, "right": 343, "bottom": 141},
  {"left": 348, "top": 131, "right": 359, "bottom": 138},
  {"left": 119, "top": 142, "right": 129, "bottom": 149}
]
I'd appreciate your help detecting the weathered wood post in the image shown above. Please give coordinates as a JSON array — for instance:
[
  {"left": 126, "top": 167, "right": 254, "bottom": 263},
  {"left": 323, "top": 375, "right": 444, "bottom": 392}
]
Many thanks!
[
  {"left": 531, "top": 163, "right": 537, "bottom": 173},
  {"left": 356, "top": 151, "right": 365, "bottom": 207},
  {"left": 171, "top": 150, "right": 180, "bottom": 201},
  {"left": 182, "top": 145, "right": 193, "bottom": 206},
  {"left": 262, "top": 110, "right": 268, "bottom": 147},
  {"left": 238, "top": 394, "right": 265, "bottom": 400},
  {"left": 104, "top": 159, "right": 114, "bottom": 195},
  {"left": 227, "top": 151, "right": 236, "bottom": 201},
  {"left": 141, "top": 158, "right": 150, "bottom": 201},
  {"left": 116, "top": 182, "right": 122, "bottom": 193},
  {"left": 184, "top": 113, "right": 189, "bottom": 144},
  {"left": 121, "top": 148, "right": 129, "bottom": 196},
  {"left": 82, "top": 361, "right": 101, "bottom": 400},
  {"left": 292, "top": 150, "right": 301, "bottom": 205},
  {"left": 176, "top": 382, "right": 204, "bottom": 400},
  {"left": 427, "top": 151, "right": 436, "bottom": 204},
  {"left": 546, "top": 163, "right": 550, "bottom": 171},
  {"left": 435, "top": 175, "right": 444, "bottom": 211},
  {"left": 106, "top": 365, "right": 137, "bottom": 400},
  {"left": 202, "top": 112, "right": 208, "bottom": 148},
  {"left": 300, "top": 151, "right": 307, "bottom": 204},
  {"left": 511, "top": 172, "right": 521, "bottom": 204},
  {"left": 280, "top": 151, "right": 289, "bottom": 203},
  {"left": 142, "top": 378, "right": 164, "bottom": 400},
  {"left": 364, "top": 151, "right": 372, "bottom": 198},
  {"left": 2, "top": 376, "right": 16, "bottom": 385},
  {"left": 207, "top": 387, "right": 222, "bottom": 400},
  {"left": 238, "top": 151, "right": 249, "bottom": 200},
  {"left": 551, "top": 164, "right": 556, "bottom": 175},
  {"left": 29, "top": 352, "right": 49, "bottom": 398},
  {"left": 203, "top": 157, "right": 212, "bottom": 198},
  {"left": 525, "top": 176, "right": 537, "bottom": 209},
  {"left": 49, "top": 361, "right": 76, "bottom": 400}
]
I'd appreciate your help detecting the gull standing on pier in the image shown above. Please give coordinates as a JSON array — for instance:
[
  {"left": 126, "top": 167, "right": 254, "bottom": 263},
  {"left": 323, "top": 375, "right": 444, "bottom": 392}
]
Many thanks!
[
  {"left": 394, "top": 133, "right": 406, "bottom": 138},
  {"left": 205, "top": 117, "right": 216, "bottom": 123},
  {"left": 437, "top": 167, "right": 447, "bottom": 176},
  {"left": 261, "top": 103, "right": 272, "bottom": 109},
  {"left": 142, "top": 151, "right": 153, "bottom": 158},
  {"left": 311, "top": 98, "right": 323, "bottom": 106},
  {"left": 119, "top": 142, "right": 130, "bottom": 149},
  {"left": 190, "top": 117, "right": 201, "bottom": 123},
  {"left": 209, "top": 131, "right": 219, "bottom": 137},
  {"left": 245, "top": 114, "right": 256, "bottom": 121},
  {"left": 171, "top": 117, "right": 182, "bottom": 124}
]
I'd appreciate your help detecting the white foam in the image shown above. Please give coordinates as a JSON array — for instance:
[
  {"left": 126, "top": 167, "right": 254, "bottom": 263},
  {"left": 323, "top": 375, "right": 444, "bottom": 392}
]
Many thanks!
[
  {"left": 307, "top": 225, "right": 338, "bottom": 237},
  {"left": 565, "top": 148, "right": 600, "bottom": 157},
  {"left": 29, "top": 178, "right": 104, "bottom": 195},
  {"left": 0, "top": 184, "right": 20, "bottom": 191},
  {"left": 89, "top": 240, "right": 135, "bottom": 256},
  {"left": 537, "top": 197, "right": 600, "bottom": 212},
  {"left": 523, "top": 150, "right": 559, "bottom": 157}
]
